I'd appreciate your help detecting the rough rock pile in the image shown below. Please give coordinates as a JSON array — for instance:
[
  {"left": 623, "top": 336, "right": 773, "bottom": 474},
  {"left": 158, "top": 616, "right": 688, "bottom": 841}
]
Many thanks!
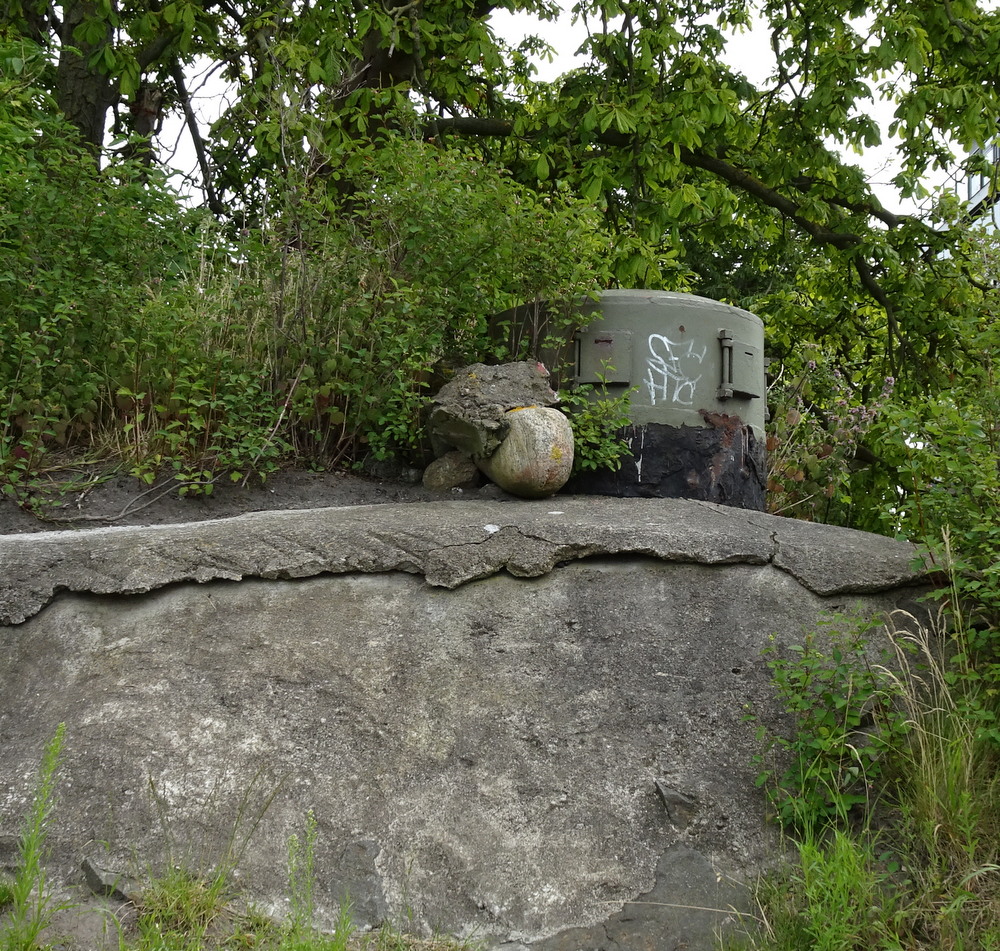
[{"left": 425, "top": 361, "right": 574, "bottom": 498}]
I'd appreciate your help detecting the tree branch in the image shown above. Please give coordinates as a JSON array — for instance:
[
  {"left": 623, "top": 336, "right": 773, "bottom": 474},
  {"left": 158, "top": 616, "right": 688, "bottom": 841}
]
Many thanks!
[
  {"left": 434, "top": 115, "right": 512, "bottom": 137},
  {"left": 169, "top": 62, "right": 226, "bottom": 216},
  {"left": 678, "top": 148, "right": 862, "bottom": 249},
  {"left": 434, "top": 115, "right": 869, "bottom": 251},
  {"left": 431, "top": 113, "right": 923, "bottom": 340},
  {"left": 788, "top": 176, "right": 914, "bottom": 230},
  {"left": 136, "top": 28, "right": 179, "bottom": 70},
  {"left": 942, "top": 0, "right": 974, "bottom": 39},
  {"left": 854, "top": 256, "right": 901, "bottom": 369}
]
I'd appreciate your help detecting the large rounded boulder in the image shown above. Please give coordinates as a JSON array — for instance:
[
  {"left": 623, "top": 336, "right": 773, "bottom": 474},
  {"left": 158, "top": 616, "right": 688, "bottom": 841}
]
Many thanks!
[{"left": 476, "top": 406, "right": 574, "bottom": 499}]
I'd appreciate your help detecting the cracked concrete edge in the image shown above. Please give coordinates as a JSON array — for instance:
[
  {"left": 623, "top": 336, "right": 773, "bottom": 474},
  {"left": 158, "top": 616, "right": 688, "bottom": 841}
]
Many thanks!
[
  {"left": 0, "top": 497, "right": 932, "bottom": 626},
  {"left": 741, "top": 509, "right": 936, "bottom": 596}
]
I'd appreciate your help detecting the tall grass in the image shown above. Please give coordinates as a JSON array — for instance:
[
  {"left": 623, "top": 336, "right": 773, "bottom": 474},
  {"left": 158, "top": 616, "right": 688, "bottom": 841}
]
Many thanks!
[
  {"left": 1, "top": 723, "right": 67, "bottom": 951},
  {"left": 882, "top": 606, "right": 1000, "bottom": 948},
  {"left": 736, "top": 601, "right": 1000, "bottom": 951},
  {"left": 741, "top": 824, "right": 901, "bottom": 951}
]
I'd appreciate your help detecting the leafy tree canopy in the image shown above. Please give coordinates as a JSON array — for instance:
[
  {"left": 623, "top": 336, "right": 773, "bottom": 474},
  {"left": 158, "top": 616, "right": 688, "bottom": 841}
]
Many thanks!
[{"left": 5, "top": 0, "right": 1000, "bottom": 371}]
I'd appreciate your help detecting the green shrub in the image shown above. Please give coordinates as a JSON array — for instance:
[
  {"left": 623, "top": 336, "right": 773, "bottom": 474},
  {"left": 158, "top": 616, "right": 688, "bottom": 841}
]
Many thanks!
[
  {"left": 0, "top": 44, "right": 205, "bottom": 494},
  {"left": 558, "top": 384, "right": 633, "bottom": 475},
  {"left": 751, "top": 618, "right": 908, "bottom": 833},
  {"left": 741, "top": 603, "right": 1000, "bottom": 951},
  {"left": 203, "top": 137, "right": 615, "bottom": 467},
  {"left": 1, "top": 76, "right": 615, "bottom": 492}
]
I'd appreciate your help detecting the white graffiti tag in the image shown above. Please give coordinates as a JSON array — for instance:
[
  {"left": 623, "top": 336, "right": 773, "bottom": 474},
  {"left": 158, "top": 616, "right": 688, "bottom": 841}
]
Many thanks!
[{"left": 645, "top": 334, "right": 707, "bottom": 406}]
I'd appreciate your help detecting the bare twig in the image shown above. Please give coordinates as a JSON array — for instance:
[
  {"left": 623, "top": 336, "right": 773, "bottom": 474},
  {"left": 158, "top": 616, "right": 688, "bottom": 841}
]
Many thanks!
[
  {"left": 31, "top": 475, "right": 218, "bottom": 525},
  {"left": 169, "top": 61, "right": 226, "bottom": 216},
  {"left": 240, "top": 359, "right": 307, "bottom": 487}
]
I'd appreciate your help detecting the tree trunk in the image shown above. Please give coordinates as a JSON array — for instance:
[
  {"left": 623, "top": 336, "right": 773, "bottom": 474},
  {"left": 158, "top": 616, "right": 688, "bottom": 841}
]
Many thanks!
[{"left": 56, "top": 0, "right": 113, "bottom": 154}]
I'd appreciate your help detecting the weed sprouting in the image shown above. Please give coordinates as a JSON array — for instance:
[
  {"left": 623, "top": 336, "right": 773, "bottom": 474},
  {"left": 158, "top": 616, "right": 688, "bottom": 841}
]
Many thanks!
[
  {"left": 750, "top": 616, "right": 908, "bottom": 833},
  {"left": 1, "top": 722, "right": 68, "bottom": 951},
  {"left": 0, "top": 878, "right": 13, "bottom": 913},
  {"left": 129, "top": 865, "right": 232, "bottom": 951},
  {"left": 146, "top": 766, "right": 285, "bottom": 895},
  {"left": 119, "top": 809, "right": 396, "bottom": 951},
  {"left": 286, "top": 813, "right": 318, "bottom": 937},
  {"left": 280, "top": 811, "right": 355, "bottom": 951}
]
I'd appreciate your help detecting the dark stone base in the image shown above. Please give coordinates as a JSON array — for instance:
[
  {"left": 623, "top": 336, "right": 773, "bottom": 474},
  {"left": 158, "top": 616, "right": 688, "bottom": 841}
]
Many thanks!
[{"left": 566, "top": 416, "right": 767, "bottom": 511}]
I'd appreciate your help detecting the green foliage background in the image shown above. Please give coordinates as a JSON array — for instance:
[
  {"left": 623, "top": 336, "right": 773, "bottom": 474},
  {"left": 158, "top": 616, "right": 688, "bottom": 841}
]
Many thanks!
[
  {"left": 0, "top": 46, "right": 617, "bottom": 493},
  {"left": 3, "top": 0, "right": 1000, "bottom": 623},
  {"left": 3, "top": 0, "right": 999, "bottom": 521},
  {"left": 3, "top": 0, "right": 1000, "bottom": 681},
  {"left": 4, "top": 0, "right": 1000, "bottom": 509}
]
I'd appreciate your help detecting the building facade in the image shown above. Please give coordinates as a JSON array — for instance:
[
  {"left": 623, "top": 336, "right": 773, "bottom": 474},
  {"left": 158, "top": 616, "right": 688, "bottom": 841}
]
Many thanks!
[{"left": 965, "top": 139, "right": 1000, "bottom": 231}]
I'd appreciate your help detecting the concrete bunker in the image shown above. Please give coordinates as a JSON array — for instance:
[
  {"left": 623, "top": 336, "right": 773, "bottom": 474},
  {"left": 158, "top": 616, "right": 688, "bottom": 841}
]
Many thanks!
[
  {"left": 567, "top": 290, "right": 768, "bottom": 509},
  {"left": 0, "top": 499, "right": 932, "bottom": 951}
]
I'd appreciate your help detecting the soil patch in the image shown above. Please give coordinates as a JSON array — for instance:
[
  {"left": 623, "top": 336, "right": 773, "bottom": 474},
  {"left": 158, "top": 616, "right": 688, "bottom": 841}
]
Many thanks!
[{"left": 0, "top": 465, "right": 508, "bottom": 535}]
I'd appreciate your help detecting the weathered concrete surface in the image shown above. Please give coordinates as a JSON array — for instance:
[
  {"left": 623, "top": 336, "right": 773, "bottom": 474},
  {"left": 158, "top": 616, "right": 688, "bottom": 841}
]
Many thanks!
[
  {"left": 0, "top": 499, "right": 932, "bottom": 950},
  {"left": 0, "top": 498, "right": 925, "bottom": 626}
]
